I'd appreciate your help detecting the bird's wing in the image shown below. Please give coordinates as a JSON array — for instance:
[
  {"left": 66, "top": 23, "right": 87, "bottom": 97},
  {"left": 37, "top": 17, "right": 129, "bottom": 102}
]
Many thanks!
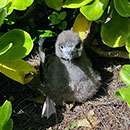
[{"left": 38, "top": 37, "right": 56, "bottom": 84}]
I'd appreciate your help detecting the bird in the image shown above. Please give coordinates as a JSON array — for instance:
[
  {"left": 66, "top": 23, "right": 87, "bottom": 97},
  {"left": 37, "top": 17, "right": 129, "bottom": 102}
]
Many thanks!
[{"left": 39, "top": 30, "right": 101, "bottom": 106}]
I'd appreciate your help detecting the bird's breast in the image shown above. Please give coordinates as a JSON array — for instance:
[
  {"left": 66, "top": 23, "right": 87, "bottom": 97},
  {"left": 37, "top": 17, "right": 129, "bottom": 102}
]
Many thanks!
[{"left": 61, "top": 59, "right": 88, "bottom": 85}]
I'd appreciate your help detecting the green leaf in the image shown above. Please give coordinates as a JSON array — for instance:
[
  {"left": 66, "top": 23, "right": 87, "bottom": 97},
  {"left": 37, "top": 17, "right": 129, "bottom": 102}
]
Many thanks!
[
  {"left": 0, "top": 29, "right": 33, "bottom": 59},
  {"left": 58, "top": 11, "right": 67, "bottom": 21},
  {"left": 44, "top": 0, "right": 63, "bottom": 11},
  {"left": 0, "top": 32, "right": 4, "bottom": 38},
  {"left": 48, "top": 12, "right": 61, "bottom": 25},
  {"left": 73, "top": 13, "right": 91, "bottom": 39},
  {"left": 0, "top": 43, "right": 13, "bottom": 55},
  {"left": 0, "top": 0, "right": 8, "bottom": 8},
  {"left": 120, "top": 65, "right": 130, "bottom": 87},
  {"left": 39, "top": 30, "right": 56, "bottom": 38},
  {"left": 0, "top": 59, "right": 37, "bottom": 84},
  {"left": 10, "top": 0, "right": 34, "bottom": 11},
  {"left": 0, "top": 101, "right": 12, "bottom": 129},
  {"left": 125, "top": 33, "right": 130, "bottom": 53},
  {"left": 63, "top": 0, "right": 92, "bottom": 8},
  {"left": 80, "top": 0, "right": 109, "bottom": 21},
  {"left": 5, "top": 12, "right": 16, "bottom": 25},
  {"left": 58, "top": 21, "right": 67, "bottom": 30},
  {"left": 115, "top": 88, "right": 130, "bottom": 107},
  {"left": 48, "top": 11, "right": 66, "bottom": 25},
  {"left": 0, "top": 9, "right": 6, "bottom": 27},
  {"left": 101, "top": 10, "right": 130, "bottom": 48},
  {"left": 3, "top": 119, "right": 13, "bottom": 130},
  {"left": 114, "top": 0, "right": 130, "bottom": 17}
]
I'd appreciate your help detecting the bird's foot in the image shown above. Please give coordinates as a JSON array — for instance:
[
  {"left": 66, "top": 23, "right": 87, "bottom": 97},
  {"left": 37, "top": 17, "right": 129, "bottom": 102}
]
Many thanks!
[{"left": 41, "top": 96, "right": 56, "bottom": 119}]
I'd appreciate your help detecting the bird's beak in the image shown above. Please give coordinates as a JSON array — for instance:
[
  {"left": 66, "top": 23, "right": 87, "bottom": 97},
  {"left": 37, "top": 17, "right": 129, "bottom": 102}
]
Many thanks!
[
  {"left": 64, "top": 51, "right": 73, "bottom": 61},
  {"left": 63, "top": 46, "right": 75, "bottom": 60}
]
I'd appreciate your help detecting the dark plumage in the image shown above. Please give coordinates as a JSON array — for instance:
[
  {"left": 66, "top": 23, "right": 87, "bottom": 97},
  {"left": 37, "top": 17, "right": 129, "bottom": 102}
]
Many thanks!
[{"left": 39, "top": 30, "right": 101, "bottom": 105}]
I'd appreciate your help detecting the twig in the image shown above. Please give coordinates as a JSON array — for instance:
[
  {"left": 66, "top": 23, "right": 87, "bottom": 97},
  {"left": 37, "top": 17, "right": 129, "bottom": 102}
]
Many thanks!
[{"left": 90, "top": 44, "right": 129, "bottom": 59}]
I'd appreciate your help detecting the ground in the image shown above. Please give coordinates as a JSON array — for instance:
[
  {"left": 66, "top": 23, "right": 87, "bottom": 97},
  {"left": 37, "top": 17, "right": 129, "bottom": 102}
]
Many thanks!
[{"left": 0, "top": 46, "right": 130, "bottom": 130}]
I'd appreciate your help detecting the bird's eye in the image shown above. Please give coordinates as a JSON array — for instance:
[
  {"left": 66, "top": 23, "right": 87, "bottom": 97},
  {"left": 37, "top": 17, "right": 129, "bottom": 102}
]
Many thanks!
[
  {"left": 75, "top": 43, "right": 81, "bottom": 49},
  {"left": 60, "top": 45, "right": 64, "bottom": 50}
]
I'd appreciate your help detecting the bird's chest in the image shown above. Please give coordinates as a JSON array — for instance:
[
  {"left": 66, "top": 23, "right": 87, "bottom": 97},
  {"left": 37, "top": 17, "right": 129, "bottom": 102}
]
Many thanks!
[{"left": 61, "top": 60, "right": 88, "bottom": 88}]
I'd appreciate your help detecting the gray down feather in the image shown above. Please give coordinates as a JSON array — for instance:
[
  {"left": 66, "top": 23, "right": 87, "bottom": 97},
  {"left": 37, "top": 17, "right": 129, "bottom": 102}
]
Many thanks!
[{"left": 39, "top": 30, "right": 101, "bottom": 105}]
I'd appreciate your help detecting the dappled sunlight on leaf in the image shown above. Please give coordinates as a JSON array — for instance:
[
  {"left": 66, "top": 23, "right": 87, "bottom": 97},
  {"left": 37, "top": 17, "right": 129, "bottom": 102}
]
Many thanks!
[
  {"left": 125, "top": 33, "right": 130, "bottom": 53},
  {"left": 115, "top": 65, "right": 130, "bottom": 108},
  {"left": 101, "top": 10, "right": 130, "bottom": 48},
  {"left": 115, "top": 88, "right": 130, "bottom": 107},
  {"left": 0, "top": 59, "right": 37, "bottom": 84},
  {"left": 80, "top": 0, "right": 109, "bottom": 21},
  {"left": 0, "top": 0, "right": 8, "bottom": 8},
  {"left": 0, "top": 100, "right": 12, "bottom": 130},
  {"left": 0, "top": 29, "right": 33, "bottom": 59},
  {"left": 63, "top": 0, "right": 92, "bottom": 8},
  {"left": 120, "top": 65, "right": 130, "bottom": 87},
  {"left": 10, "top": 0, "right": 34, "bottom": 11},
  {"left": 73, "top": 13, "right": 91, "bottom": 41}
]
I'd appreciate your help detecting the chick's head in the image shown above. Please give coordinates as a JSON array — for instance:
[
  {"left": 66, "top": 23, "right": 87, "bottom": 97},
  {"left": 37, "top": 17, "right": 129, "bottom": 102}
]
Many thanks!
[{"left": 55, "top": 30, "right": 83, "bottom": 61}]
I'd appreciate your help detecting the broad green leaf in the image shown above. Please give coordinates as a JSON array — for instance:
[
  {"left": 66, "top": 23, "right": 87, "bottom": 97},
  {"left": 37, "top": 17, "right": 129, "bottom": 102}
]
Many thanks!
[
  {"left": 0, "top": 29, "right": 33, "bottom": 59},
  {"left": 101, "top": 10, "right": 130, "bottom": 48},
  {"left": 114, "top": 0, "right": 130, "bottom": 17},
  {"left": 125, "top": 33, "right": 130, "bottom": 53},
  {"left": 0, "top": 32, "right": 4, "bottom": 38},
  {"left": 44, "top": 0, "right": 63, "bottom": 11},
  {"left": 58, "top": 11, "right": 67, "bottom": 21},
  {"left": 10, "top": 0, "right": 34, "bottom": 11},
  {"left": 3, "top": 119, "right": 13, "bottom": 130},
  {"left": 0, "top": 59, "right": 37, "bottom": 84},
  {"left": 0, "top": 0, "right": 8, "bottom": 8},
  {"left": 0, "top": 9, "right": 6, "bottom": 26},
  {"left": 58, "top": 21, "right": 67, "bottom": 30},
  {"left": 63, "top": 0, "right": 92, "bottom": 8},
  {"left": 115, "top": 88, "right": 130, "bottom": 107},
  {"left": 0, "top": 43, "right": 13, "bottom": 55},
  {"left": 80, "top": 0, "right": 109, "bottom": 21},
  {"left": 0, "top": 101, "right": 12, "bottom": 129},
  {"left": 120, "top": 65, "right": 130, "bottom": 87},
  {"left": 73, "top": 13, "right": 91, "bottom": 40}
]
